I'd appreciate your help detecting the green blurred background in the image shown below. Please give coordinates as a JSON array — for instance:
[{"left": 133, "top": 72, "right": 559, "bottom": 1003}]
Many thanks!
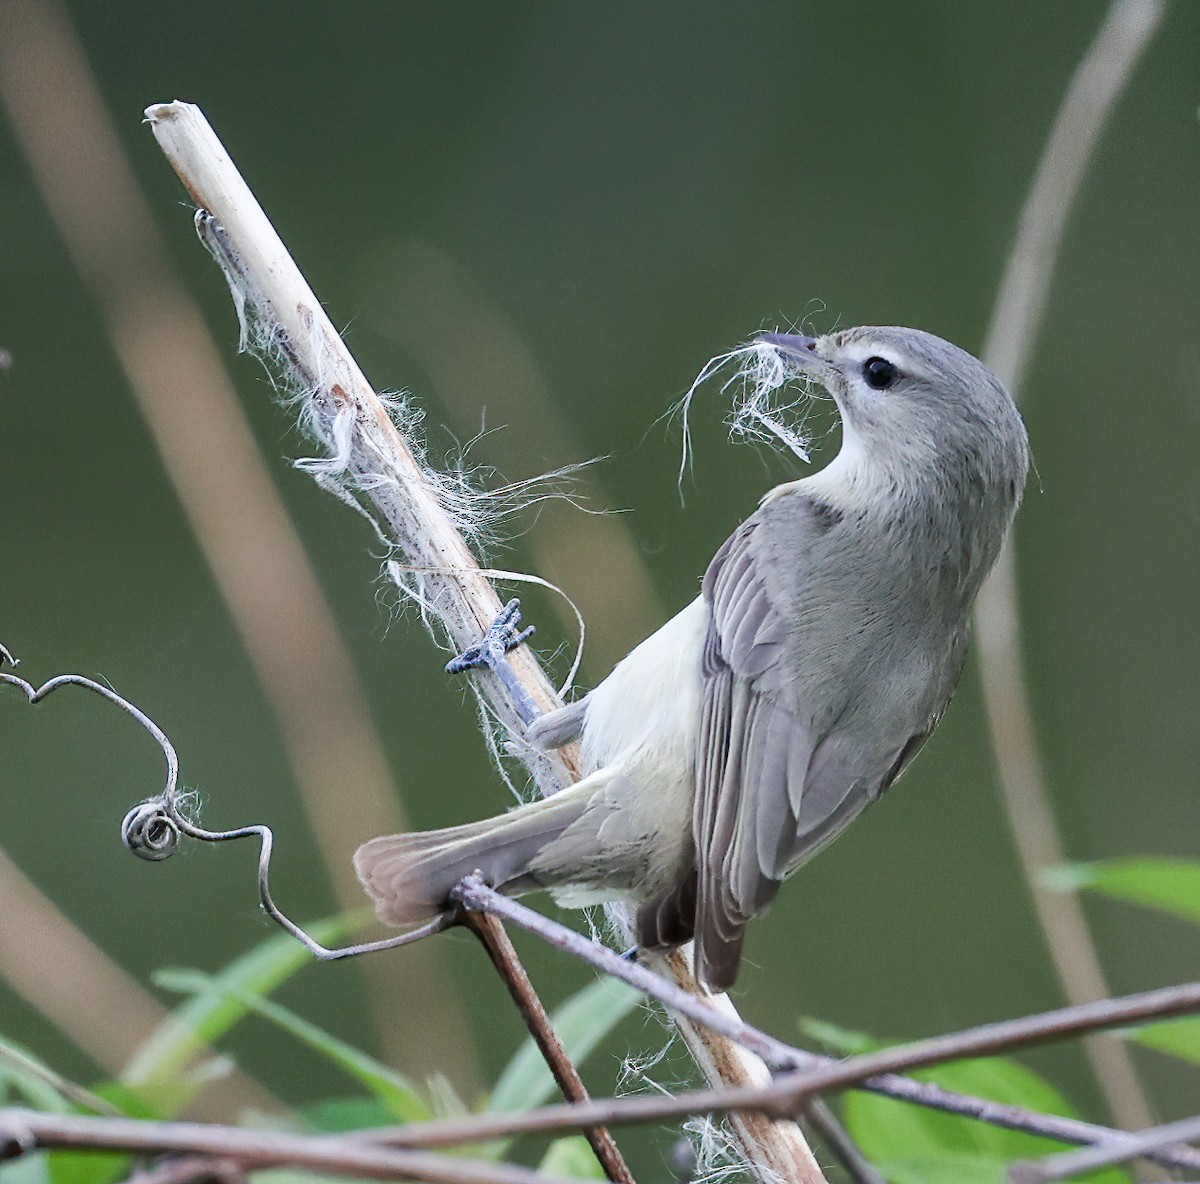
[{"left": 1, "top": 0, "right": 1197, "bottom": 1173}]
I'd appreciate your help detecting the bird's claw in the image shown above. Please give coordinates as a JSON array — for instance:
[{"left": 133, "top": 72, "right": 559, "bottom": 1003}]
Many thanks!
[{"left": 446, "top": 599, "right": 536, "bottom": 674}]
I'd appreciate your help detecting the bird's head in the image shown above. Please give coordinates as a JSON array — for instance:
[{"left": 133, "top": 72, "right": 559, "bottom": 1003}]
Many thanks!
[{"left": 758, "top": 326, "right": 1030, "bottom": 516}]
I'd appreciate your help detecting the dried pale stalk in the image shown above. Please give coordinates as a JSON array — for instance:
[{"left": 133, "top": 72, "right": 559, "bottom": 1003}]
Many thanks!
[
  {"left": 977, "top": 0, "right": 1166, "bottom": 1131},
  {"left": 146, "top": 101, "right": 826, "bottom": 1184}
]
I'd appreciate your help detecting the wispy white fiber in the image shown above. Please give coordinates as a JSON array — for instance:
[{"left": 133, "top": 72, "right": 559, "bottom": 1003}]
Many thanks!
[
  {"left": 615, "top": 1032, "right": 785, "bottom": 1184},
  {"left": 683, "top": 1116, "right": 789, "bottom": 1184},
  {"left": 672, "top": 338, "right": 822, "bottom": 493},
  {"left": 199, "top": 212, "right": 597, "bottom": 639}
]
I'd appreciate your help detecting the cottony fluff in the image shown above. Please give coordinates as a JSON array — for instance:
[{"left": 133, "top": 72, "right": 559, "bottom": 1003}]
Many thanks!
[{"left": 355, "top": 326, "right": 1030, "bottom": 990}]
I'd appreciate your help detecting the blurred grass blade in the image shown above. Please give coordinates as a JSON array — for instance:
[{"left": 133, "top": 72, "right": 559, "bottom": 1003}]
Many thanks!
[
  {"left": 121, "top": 916, "right": 347, "bottom": 1091},
  {"left": 0, "top": 1035, "right": 112, "bottom": 1114},
  {"left": 302, "top": 1096, "right": 400, "bottom": 1132},
  {"left": 490, "top": 977, "right": 640, "bottom": 1115},
  {"left": 870, "top": 1154, "right": 1007, "bottom": 1184},
  {"left": 155, "top": 967, "right": 430, "bottom": 1122},
  {"left": 1042, "top": 858, "right": 1200, "bottom": 924}
]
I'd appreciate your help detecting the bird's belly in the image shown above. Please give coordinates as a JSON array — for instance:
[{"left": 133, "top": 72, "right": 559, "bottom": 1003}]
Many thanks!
[
  {"left": 579, "top": 596, "right": 708, "bottom": 774},
  {"left": 543, "top": 597, "right": 708, "bottom": 904}
]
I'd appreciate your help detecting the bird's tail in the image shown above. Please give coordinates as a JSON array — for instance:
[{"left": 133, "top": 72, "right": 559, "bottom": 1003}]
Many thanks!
[{"left": 354, "top": 787, "right": 591, "bottom": 926}]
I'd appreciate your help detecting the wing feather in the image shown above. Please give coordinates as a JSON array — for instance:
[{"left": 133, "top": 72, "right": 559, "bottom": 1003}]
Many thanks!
[
  {"left": 685, "top": 497, "right": 960, "bottom": 989},
  {"left": 693, "top": 517, "right": 808, "bottom": 988}
]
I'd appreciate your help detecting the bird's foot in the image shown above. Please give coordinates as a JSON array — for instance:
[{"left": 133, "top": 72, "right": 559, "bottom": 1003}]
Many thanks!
[
  {"left": 445, "top": 598, "right": 535, "bottom": 675},
  {"left": 446, "top": 599, "right": 540, "bottom": 724}
]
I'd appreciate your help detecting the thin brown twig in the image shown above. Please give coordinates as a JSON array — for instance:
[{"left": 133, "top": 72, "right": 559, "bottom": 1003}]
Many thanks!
[
  {"left": 10, "top": 652, "right": 1191, "bottom": 1180},
  {"left": 976, "top": 0, "right": 1166, "bottom": 1132},
  {"left": 355, "top": 965, "right": 1200, "bottom": 1145},
  {"left": 452, "top": 879, "right": 759, "bottom": 1059},
  {"left": 462, "top": 912, "right": 635, "bottom": 1184},
  {"left": 398, "top": 878, "right": 1200, "bottom": 1173},
  {"left": 0, "top": 1108, "right": 575, "bottom": 1184}
]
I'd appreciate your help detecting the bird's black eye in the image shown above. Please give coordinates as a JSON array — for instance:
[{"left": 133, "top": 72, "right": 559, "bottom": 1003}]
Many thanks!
[{"left": 862, "top": 356, "right": 899, "bottom": 390}]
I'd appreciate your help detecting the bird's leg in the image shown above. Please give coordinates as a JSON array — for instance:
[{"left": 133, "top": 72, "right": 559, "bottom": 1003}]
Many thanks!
[{"left": 446, "top": 598, "right": 541, "bottom": 725}]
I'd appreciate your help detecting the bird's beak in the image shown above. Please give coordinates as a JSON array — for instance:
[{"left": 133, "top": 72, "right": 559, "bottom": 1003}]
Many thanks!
[
  {"left": 757, "top": 331, "right": 818, "bottom": 357},
  {"left": 755, "top": 332, "right": 836, "bottom": 383}
]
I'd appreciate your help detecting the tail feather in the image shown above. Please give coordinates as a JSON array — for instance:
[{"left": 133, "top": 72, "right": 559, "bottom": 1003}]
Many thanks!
[
  {"left": 637, "top": 868, "right": 697, "bottom": 950},
  {"left": 354, "top": 792, "right": 588, "bottom": 927}
]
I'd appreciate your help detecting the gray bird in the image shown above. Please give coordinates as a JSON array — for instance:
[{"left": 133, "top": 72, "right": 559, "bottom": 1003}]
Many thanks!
[{"left": 355, "top": 326, "right": 1030, "bottom": 990}]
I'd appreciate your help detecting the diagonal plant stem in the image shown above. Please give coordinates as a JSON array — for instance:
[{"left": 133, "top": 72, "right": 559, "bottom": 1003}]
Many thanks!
[
  {"left": 462, "top": 912, "right": 634, "bottom": 1184},
  {"left": 364, "top": 239, "right": 668, "bottom": 674},
  {"left": 144, "top": 98, "right": 828, "bottom": 1184},
  {"left": 976, "top": 0, "right": 1167, "bottom": 1132}
]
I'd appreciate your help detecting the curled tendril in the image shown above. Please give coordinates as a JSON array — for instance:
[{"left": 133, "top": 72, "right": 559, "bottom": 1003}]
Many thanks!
[
  {"left": 0, "top": 648, "right": 450, "bottom": 960},
  {"left": 120, "top": 800, "right": 180, "bottom": 861}
]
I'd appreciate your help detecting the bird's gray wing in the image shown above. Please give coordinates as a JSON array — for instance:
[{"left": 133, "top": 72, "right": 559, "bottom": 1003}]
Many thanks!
[
  {"left": 691, "top": 512, "right": 807, "bottom": 988},
  {"left": 691, "top": 500, "right": 922, "bottom": 989}
]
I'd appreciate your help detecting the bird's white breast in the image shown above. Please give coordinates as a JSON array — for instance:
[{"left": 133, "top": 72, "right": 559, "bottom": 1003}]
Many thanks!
[{"left": 580, "top": 595, "right": 708, "bottom": 781}]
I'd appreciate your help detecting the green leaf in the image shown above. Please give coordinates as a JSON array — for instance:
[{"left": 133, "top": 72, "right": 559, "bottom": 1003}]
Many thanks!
[
  {"left": 844, "top": 1055, "right": 1128, "bottom": 1184},
  {"left": 538, "top": 1136, "right": 607, "bottom": 1180},
  {"left": 121, "top": 915, "right": 349, "bottom": 1097},
  {"left": 155, "top": 967, "right": 430, "bottom": 1123},
  {"left": 46, "top": 1151, "right": 129, "bottom": 1184},
  {"left": 872, "top": 1154, "right": 1007, "bottom": 1184},
  {"left": 1129, "top": 1016, "right": 1200, "bottom": 1064},
  {"left": 798, "top": 1017, "right": 887, "bottom": 1056},
  {"left": 490, "top": 977, "right": 640, "bottom": 1115},
  {"left": 1043, "top": 858, "right": 1200, "bottom": 924}
]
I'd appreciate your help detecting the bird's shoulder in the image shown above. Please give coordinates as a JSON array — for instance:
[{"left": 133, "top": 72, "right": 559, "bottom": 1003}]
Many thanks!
[
  {"left": 699, "top": 489, "right": 840, "bottom": 686},
  {"left": 702, "top": 488, "right": 851, "bottom": 622}
]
